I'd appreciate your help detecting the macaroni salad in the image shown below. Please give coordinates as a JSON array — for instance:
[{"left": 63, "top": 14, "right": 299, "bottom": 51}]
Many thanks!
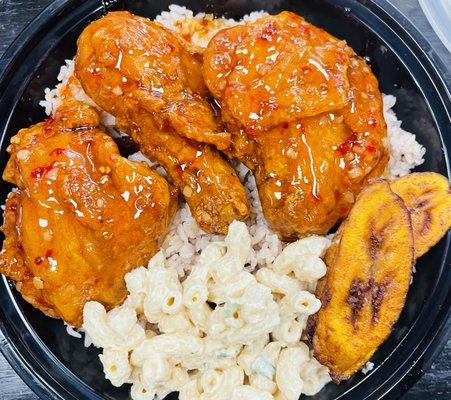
[{"left": 83, "top": 221, "right": 331, "bottom": 399}]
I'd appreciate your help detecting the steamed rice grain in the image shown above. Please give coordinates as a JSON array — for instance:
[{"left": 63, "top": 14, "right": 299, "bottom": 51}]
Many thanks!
[
  {"left": 384, "top": 95, "right": 426, "bottom": 178},
  {"left": 155, "top": 4, "right": 268, "bottom": 48}
]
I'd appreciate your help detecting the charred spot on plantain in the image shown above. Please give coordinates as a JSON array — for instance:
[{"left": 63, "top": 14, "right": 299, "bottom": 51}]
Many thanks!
[
  {"left": 348, "top": 279, "right": 388, "bottom": 325},
  {"left": 347, "top": 279, "right": 367, "bottom": 325},
  {"left": 305, "top": 315, "right": 317, "bottom": 342},
  {"left": 307, "top": 287, "right": 332, "bottom": 342},
  {"left": 419, "top": 211, "right": 432, "bottom": 236},
  {"left": 370, "top": 279, "right": 388, "bottom": 324},
  {"left": 369, "top": 228, "right": 383, "bottom": 260},
  {"left": 416, "top": 199, "right": 430, "bottom": 209},
  {"left": 330, "top": 370, "right": 346, "bottom": 384},
  {"left": 322, "top": 288, "right": 332, "bottom": 308}
]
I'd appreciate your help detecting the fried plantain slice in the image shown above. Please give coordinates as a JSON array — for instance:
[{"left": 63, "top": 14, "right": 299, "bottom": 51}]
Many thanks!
[
  {"left": 390, "top": 172, "right": 451, "bottom": 258},
  {"left": 310, "top": 180, "right": 414, "bottom": 382},
  {"left": 306, "top": 225, "right": 343, "bottom": 340}
]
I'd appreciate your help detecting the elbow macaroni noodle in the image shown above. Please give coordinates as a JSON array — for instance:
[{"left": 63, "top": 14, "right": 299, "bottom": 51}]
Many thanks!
[{"left": 83, "top": 221, "right": 331, "bottom": 399}]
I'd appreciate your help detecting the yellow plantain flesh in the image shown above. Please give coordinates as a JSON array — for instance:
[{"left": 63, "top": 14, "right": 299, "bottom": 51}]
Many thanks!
[
  {"left": 311, "top": 180, "right": 414, "bottom": 382},
  {"left": 390, "top": 172, "right": 451, "bottom": 258}
]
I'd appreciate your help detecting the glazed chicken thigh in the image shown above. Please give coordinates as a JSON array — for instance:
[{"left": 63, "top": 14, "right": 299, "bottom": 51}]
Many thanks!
[
  {"left": 75, "top": 11, "right": 250, "bottom": 234},
  {"left": 203, "top": 12, "right": 388, "bottom": 239},
  {"left": 0, "top": 100, "right": 177, "bottom": 326}
]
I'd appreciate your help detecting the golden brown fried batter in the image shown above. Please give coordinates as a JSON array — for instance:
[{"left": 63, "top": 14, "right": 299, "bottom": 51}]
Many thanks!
[
  {"left": 0, "top": 100, "right": 177, "bottom": 327},
  {"left": 204, "top": 13, "right": 352, "bottom": 133},
  {"left": 204, "top": 12, "right": 388, "bottom": 239},
  {"left": 75, "top": 11, "right": 250, "bottom": 234},
  {"left": 253, "top": 116, "right": 354, "bottom": 238}
]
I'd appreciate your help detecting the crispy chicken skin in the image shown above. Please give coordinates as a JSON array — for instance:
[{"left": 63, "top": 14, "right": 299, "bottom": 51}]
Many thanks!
[
  {"left": 0, "top": 100, "right": 177, "bottom": 327},
  {"left": 75, "top": 11, "right": 250, "bottom": 234},
  {"left": 203, "top": 12, "right": 388, "bottom": 239}
]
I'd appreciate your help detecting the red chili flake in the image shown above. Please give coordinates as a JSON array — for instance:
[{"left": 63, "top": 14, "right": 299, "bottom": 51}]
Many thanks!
[
  {"left": 172, "top": 163, "right": 185, "bottom": 177},
  {"left": 301, "top": 66, "right": 312, "bottom": 74},
  {"left": 368, "top": 117, "right": 377, "bottom": 126},
  {"left": 245, "top": 125, "right": 260, "bottom": 136},
  {"left": 91, "top": 68, "right": 104, "bottom": 79},
  {"left": 366, "top": 145, "right": 376, "bottom": 153},
  {"left": 50, "top": 148, "right": 66, "bottom": 156},
  {"left": 43, "top": 118, "right": 54, "bottom": 133},
  {"left": 260, "top": 22, "right": 277, "bottom": 41},
  {"left": 8, "top": 202, "right": 17, "bottom": 211},
  {"left": 164, "top": 43, "right": 175, "bottom": 53},
  {"left": 31, "top": 162, "right": 55, "bottom": 179},
  {"left": 45, "top": 249, "right": 53, "bottom": 258},
  {"left": 336, "top": 134, "right": 358, "bottom": 155},
  {"left": 260, "top": 99, "right": 278, "bottom": 113},
  {"left": 282, "top": 122, "right": 289, "bottom": 129},
  {"left": 34, "top": 256, "right": 44, "bottom": 265},
  {"left": 299, "top": 24, "right": 310, "bottom": 35}
]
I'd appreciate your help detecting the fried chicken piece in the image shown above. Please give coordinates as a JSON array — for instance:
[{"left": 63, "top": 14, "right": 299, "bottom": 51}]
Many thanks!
[
  {"left": 75, "top": 11, "right": 250, "bottom": 234},
  {"left": 0, "top": 100, "right": 177, "bottom": 327},
  {"left": 253, "top": 115, "right": 354, "bottom": 238},
  {"left": 203, "top": 12, "right": 388, "bottom": 239}
]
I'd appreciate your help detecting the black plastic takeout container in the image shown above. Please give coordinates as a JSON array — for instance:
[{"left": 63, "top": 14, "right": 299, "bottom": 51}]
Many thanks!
[{"left": 0, "top": 0, "right": 450, "bottom": 399}]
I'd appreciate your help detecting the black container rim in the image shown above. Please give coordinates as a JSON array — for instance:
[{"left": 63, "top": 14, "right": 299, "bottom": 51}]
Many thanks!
[{"left": 0, "top": 0, "right": 449, "bottom": 399}]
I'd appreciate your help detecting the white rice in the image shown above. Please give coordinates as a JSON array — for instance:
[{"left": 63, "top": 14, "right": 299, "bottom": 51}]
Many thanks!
[
  {"left": 160, "top": 161, "right": 282, "bottom": 277},
  {"left": 83, "top": 331, "right": 93, "bottom": 348},
  {"left": 39, "top": 59, "right": 116, "bottom": 127},
  {"left": 39, "top": 7, "right": 426, "bottom": 369},
  {"left": 362, "top": 361, "right": 375, "bottom": 374},
  {"left": 383, "top": 94, "right": 426, "bottom": 178},
  {"left": 127, "top": 151, "right": 168, "bottom": 179},
  {"left": 39, "top": 60, "right": 75, "bottom": 116},
  {"left": 64, "top": 322, "right": 82, "bottom": 339},
  {"left": 156, "top": 4, "right": 268, "bottom": 48},
  {"left": 156, "top": 4, "right": 268, "bottom": 28}
]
